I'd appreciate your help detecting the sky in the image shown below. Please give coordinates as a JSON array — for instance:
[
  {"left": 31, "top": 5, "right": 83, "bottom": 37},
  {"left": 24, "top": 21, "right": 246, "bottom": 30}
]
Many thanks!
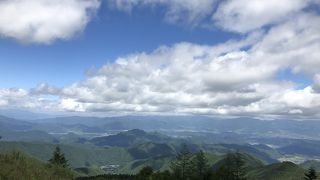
[{"left": 0, "top": 0, "right": 319, "bottom": 119}]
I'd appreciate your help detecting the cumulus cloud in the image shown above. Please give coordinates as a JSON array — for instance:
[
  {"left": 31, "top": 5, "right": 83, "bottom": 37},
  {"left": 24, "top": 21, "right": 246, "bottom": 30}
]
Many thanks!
[
  {"left": 0, "top": 1, "right": 320, "bottom": 119},
  {"left": 213, "top": 0, "right": 314, "bottom": 33},
  {"left": 43, "top": 11, "right": 319, "bottom": 118},
  {"left": 0, "top": 0, "right": 100, "bottom": 44}
]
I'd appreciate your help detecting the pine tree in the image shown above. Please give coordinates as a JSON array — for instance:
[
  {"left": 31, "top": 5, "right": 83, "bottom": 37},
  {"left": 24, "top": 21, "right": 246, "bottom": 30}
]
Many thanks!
[
  {"left": 49, "top": 146, "right": 68, "bottom": 168},
  {"left": 304, "top": 167, "right": 317, "bottom": 180},
  {"left": 213, "top": 152, "right": 247, "bottom": 180},
  {"left": 192, "top": 150, "right": 211, "bottom": 180},
  {"left": 170, "top": 144, "right": 194, "bottom": 180},
  {"left": 232, "top": 152, "right": 246, "bottom": 180}
]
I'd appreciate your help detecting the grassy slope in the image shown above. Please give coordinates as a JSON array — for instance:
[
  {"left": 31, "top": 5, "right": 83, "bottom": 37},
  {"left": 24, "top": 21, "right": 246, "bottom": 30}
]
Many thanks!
[
  {"left": 0, "top": 151, "right": 75, "bottom": 180},
  {"left": 212, "top": 153, "right": 309, "bottom": 180},
  {"left": 247, "top": 161, "right": 307, "bottom": 180},
  {"left": 301, "top": 160, "right": 320, "bottom": 171},
  {"left": 0, "top": 141, "right": 133, "bottom": 168}
]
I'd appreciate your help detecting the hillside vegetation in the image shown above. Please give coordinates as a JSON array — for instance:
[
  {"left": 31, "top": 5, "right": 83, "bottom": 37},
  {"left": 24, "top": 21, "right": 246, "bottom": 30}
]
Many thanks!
[
  {"left": 0, "top": 151, "right": 75, "bottom": 180},
  {"left": 0, "top": 141, "right": 132, "bottom": 168}
]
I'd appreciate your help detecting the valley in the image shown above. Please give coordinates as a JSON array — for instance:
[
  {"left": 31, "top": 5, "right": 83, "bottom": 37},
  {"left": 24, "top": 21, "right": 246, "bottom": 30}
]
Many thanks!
[{"left": 1, "top": 114, "right": 320, "bottom": 179}]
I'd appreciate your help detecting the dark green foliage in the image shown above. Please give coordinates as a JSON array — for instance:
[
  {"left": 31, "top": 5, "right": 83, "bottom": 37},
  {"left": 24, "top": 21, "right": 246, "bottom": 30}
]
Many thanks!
[
  {"left": 192, "top": 150, "right": 211, "bottom": 180},
  {"left": 151, "top": 170, "right": 173, "bottom": 180},
  {"left": 304, "top": 167, "right": 318, "bottom": 180},
  {"left": 49, "top": 145, "right": 69, "bottom": 168},
  {"left": 76, "top": 174, "right": 135, "bottom": 180},
  {"left": 170, "top": 144, "right": 194, "bottom": 180},
  {"left": 212, "top": 152, "right": 247, "bottom": 180},
  {"left": 136, "top": 166, "right": 153, "bottom": 180},
  {"left": 76, "top": 169, "right": 174, "bottom": 180}
]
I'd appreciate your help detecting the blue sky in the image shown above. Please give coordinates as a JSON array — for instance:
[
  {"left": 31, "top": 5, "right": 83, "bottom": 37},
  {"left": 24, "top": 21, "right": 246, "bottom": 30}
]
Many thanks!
[
  {"left": 0, "top": 2, "right": 237, "bottom": 89},
  {"left": 0, "top": 0, "right": 319, "bottom": 119}
]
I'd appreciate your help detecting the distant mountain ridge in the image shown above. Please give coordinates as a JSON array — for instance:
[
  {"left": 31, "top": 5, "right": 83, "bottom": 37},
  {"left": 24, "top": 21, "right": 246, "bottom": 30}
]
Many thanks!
[
  {"left": 0, "top": 115, "right": 34, "bottom": 131},
  {"left": 3, "top": 113, "right": 320, "bottom": 140},
  {"left": 23, "top": 115, "right": 320, "bottom": 140},
  {"left": 90, "top": 129, "right": 172, "bottom": 147}
]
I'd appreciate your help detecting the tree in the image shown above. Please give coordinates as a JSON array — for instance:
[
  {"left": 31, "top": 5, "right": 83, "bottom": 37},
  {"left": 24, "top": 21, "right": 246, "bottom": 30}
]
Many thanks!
[
  {"left": 136, "top": 166, "right": 153, "bottom": 180},
  {"left": 304, "top": 167, "right": 317, "bottom": 180},
  {"left": 212, "top": 152, "right": 247, "bottom": 180},
  {"left": 170, "top": 144, "right": 194, "bottom": 180},
  {"left": 151, "top": 170, "right": 173, "bottom": 180},
  {"left": 232, "top": 152, "right": 246, "bottom": 180},
  {"left": 48, "top": 146, "right": 68, "bottom": 168},
  {"left": 192, "top": 150, "right": 211, "bottom": 180}
]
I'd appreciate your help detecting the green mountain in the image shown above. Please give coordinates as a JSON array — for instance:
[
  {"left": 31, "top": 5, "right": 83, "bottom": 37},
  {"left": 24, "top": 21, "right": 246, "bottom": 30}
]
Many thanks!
[
  {"left": 0, "top": 151, "right": 75, "bottom": 180},
  {"left": 212, "top": 153, "right": 309, "bottom": 180},
  {"left": 247, "top": 161, "right": 306, "bottom": 180},
  {"left": 0, "top": 141, "right": 133, "bottom": 168},
  {"left": 217, "top": 143, "right": 278, "bottom": 164},
  {"left": 212, "top": 152, "right": 265, "bottom": 172},
  {"left": 90, "top": 129, "right": 171, "bottom": 147},
  {"left": 128, "top": 142, "right": 175, "bottom": 159},
  {"left": 119, "top": 152, "right": 221, "bottom": 175}
]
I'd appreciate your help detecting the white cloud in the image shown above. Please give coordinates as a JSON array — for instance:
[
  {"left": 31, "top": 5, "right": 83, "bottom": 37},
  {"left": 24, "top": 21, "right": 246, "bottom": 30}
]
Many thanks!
[
  {"left": 278, "top": 87, "right": 320, "bottom": 108},
  {"left": 247, "top": 13, "right": 320, "bottom": 74},
  {"left": 30, "top": 83, "right": 61, "bottom": 95},
  {"left": 109, "top": 0, "right": 217, "bottom": 25},
  {"left": 213, "top": 0, "right": 315, "bottom": 33},
  {"left": 0, "top": 88, "right": 28, "bottom": 107},
  {"left": 60, "top": 98, "right": 85, "bottom": 112},
  {"left": 109, "top": 0, "right": 319, "bottom": 32},
  {"left": 40, "top": 11, "right": 318, "bottom": 118},
  {"left": 0, "top": 0, "right": 100, "bottom": 44},
  {"left": 0, "top": 1, "right": 320, "bottom": 119}
]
